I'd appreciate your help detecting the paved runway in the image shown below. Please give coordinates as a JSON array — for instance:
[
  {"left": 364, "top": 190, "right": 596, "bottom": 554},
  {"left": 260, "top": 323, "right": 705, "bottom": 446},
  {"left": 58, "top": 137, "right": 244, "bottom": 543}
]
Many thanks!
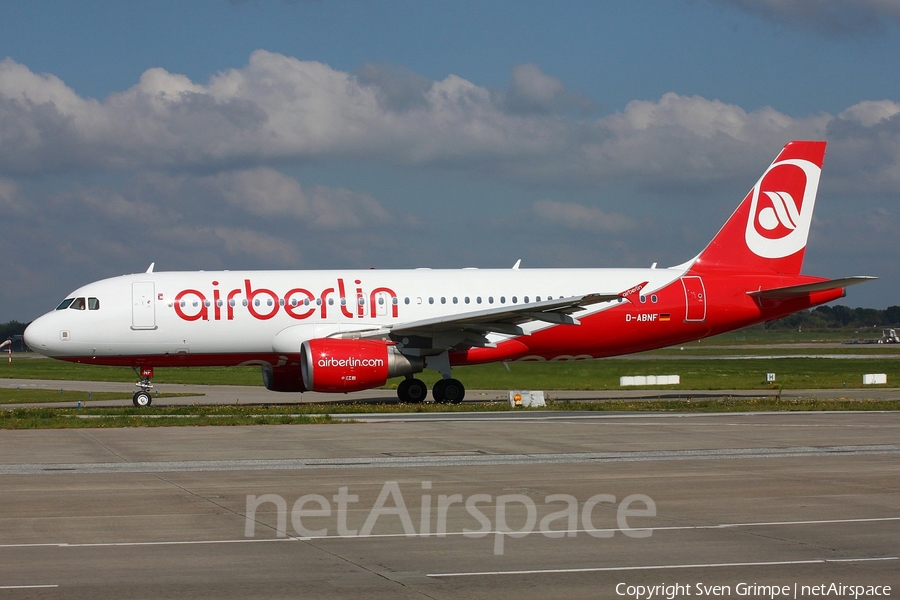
[{"left": 1, "top": 411, "right": 898, "bottom": 599}]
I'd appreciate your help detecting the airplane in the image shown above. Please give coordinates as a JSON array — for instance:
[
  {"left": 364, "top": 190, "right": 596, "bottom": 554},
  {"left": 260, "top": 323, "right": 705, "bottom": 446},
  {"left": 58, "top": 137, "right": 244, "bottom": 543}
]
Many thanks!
[{"left": 24, "top": 141, "right": 875, "bottom": 407}]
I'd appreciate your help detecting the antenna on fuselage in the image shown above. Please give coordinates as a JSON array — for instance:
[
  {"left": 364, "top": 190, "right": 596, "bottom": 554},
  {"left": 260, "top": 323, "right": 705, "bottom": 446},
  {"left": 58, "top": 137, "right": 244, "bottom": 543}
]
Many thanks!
[
  {"left": 146, "top": 263, "right": 155, "bottom": 273},
  {"left": 512, "top": 259, "right": 521, "bottom": 270}
]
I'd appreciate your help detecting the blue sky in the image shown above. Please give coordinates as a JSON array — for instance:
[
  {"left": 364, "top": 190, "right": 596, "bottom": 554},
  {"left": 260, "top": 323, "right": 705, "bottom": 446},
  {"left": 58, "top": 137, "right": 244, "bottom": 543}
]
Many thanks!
[{"left": 2, "top": 0, "right": 899, "bottom": 321}]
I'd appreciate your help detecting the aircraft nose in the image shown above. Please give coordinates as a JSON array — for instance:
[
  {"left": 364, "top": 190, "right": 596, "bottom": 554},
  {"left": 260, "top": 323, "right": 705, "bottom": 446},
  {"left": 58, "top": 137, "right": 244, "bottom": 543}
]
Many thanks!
[{"left": 24, "top": 313, "right": 59, "bottom": 356}]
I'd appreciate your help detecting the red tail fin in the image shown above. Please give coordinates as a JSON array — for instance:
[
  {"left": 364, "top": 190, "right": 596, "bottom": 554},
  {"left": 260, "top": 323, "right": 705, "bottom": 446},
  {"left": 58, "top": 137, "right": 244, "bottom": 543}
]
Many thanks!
[{"left": 690, "top": 141, "right": 826, "bottom": 276}]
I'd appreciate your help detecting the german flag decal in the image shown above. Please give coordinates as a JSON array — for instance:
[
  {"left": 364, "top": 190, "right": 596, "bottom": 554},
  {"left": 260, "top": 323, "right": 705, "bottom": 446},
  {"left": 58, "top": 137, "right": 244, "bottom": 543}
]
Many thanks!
[{"left": 659, "top": 313, "right": 671, "bottom": 322}]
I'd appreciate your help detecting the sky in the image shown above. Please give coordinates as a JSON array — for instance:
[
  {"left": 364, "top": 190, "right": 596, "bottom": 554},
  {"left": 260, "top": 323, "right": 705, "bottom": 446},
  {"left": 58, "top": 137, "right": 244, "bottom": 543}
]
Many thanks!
[{"left": 1, "top": 0, "right": 899, "bottom": 322}]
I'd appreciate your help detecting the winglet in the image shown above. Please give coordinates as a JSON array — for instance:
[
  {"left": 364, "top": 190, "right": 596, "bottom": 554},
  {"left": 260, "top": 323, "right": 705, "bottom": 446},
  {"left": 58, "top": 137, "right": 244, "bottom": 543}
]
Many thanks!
[{"left": 619, "top": 281, "right": 649, "bottom": 305}]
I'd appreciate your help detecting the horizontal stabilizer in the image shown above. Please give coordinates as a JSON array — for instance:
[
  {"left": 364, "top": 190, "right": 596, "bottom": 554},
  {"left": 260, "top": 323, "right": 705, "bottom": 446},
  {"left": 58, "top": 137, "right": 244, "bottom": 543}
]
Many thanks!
[{"left": 747, "top": 276, "right": 877, "bottom": 299}]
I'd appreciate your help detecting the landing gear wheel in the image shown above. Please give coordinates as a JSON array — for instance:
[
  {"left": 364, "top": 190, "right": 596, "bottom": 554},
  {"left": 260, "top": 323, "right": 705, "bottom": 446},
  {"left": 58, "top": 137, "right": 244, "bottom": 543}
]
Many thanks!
[
  {"left": 432, "top": 378, "right": 465, "bottom": 404},
  {"left": 397, "top": 378, "right": 428, "bottom": 403},
  {"left": 132, "top": 390, "right": 153, "bottom": 407},
  {"left": 432, "top": 379, "right": 448, "bottom": 403},
  {"left": 442, "top": 378, "right": 465, "bottom": 404}
]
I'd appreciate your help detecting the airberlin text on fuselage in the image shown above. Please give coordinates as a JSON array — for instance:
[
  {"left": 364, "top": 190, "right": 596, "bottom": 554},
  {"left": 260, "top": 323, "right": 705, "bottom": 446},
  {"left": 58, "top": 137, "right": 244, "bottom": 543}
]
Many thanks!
[{"left": 173, "top": 278, "right": 398, "bottom": 322}]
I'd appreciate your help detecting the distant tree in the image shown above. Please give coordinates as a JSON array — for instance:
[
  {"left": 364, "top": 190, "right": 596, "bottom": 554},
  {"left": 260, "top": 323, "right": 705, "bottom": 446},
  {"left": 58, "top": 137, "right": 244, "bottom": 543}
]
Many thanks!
[
  {"left": 886, "top": 306, "right": 900, "bottom": 325},
  {"left": 763, "top": 305, "right": 899, "bottom": 330},
  {"left": 0, "top": 320, "right": 28, "bottom": 341}
]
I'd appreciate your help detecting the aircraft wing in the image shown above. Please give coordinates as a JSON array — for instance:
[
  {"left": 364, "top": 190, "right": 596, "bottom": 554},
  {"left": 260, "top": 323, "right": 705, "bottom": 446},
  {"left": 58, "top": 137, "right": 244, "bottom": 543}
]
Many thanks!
[
  {"left": 336, "top": 286, "right": 644, "bottom": 352},
  {"left": 388, "top": 292, "right": 621, "bottom": 337},
  {"left": 747, "top": 276, "right": 877, "bottom": 299}
]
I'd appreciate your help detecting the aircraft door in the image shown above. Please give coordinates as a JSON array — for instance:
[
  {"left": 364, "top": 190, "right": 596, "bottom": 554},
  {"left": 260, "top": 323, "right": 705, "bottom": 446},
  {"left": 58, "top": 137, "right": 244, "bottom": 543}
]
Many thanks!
[
  {"left": 681, "top": 276, "right": 707, "bottom": 323},
  {"left": 132, "top": 282, "right": 157, "bottom": 330}
]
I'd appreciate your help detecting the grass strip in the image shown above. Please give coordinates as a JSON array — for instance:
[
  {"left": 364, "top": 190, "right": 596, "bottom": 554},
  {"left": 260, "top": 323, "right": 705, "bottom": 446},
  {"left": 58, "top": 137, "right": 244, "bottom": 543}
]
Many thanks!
[
  {"left": 5, "top": 355, "right": 900, "bottom": 391},
  {"left": 0, "top": 389, "right": 200, "bottom": 405},
  {"left": 2, "top": 397, "right": 898, "bottom": 429}
]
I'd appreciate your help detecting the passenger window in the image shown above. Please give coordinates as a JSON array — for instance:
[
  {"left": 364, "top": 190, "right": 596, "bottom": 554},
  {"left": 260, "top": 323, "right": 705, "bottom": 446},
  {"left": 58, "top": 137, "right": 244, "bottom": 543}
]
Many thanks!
[
  {"left": 69, "top": 297, "right": 86, "bottom": 310},
  {"left": 56, "top": 298, "right": 75, "bottom": 310}
]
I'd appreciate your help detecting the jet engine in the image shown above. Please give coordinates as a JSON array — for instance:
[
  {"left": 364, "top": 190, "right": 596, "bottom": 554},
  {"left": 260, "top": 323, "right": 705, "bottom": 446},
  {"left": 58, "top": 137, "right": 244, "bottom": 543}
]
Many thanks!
[
  {"left": 261, "top": 363, "right": 307, "bottom": 392},
  {"left": 300, "top": 339, "right": 423, "bottom": 393}
]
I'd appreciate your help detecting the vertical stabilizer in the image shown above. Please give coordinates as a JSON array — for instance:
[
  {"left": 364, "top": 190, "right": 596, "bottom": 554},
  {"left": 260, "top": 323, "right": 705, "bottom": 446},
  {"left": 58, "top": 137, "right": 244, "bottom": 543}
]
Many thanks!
[{"left": 691, "top": 141, "right": 826, "bottom": 276}]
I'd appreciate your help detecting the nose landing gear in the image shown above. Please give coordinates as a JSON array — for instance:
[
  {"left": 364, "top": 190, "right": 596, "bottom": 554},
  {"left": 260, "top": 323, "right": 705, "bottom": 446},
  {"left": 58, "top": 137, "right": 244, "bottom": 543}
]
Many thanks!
[{"left": 132, "top": 366, "right": 154, "bottom": 407}]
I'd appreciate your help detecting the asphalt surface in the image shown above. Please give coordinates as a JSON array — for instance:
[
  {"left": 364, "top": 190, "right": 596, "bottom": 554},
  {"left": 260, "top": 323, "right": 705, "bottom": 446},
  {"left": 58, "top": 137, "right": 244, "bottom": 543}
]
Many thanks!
[{"left": 1, "top": 410, "right": 898, "bottom": 598}]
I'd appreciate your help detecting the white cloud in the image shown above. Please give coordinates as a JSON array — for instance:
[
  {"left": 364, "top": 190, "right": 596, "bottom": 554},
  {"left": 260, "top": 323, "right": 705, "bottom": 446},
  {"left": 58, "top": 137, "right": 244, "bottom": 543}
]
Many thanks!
[
  {"left": 838, "top": 100, "right": 900, "bottom": 127},
  {"left": 533, "top": 200, "right": 638, "bottom": 233},
  {"left": 0, "top": 53, "right": 831, "bottom": 185},
  {"left": 714, "top": 0, "right": 900, "bottom": 36},
  {"left": 0, "top": 177, "right": 21, "bottom": 212},
  {"left": 502, "top": 64, "right": 595, "bottom": 115}
]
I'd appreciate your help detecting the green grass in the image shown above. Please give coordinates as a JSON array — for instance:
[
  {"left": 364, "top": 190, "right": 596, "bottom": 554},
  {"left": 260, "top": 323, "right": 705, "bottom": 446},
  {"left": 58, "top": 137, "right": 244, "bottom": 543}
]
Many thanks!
[
  {"left": 0, "top": 406, "right": 336, "bottom": 428},
  {"left": 0, "top": 389, "right": 199, "bottom": 405},
  {"left": 5, "top": 352, "right": 900, "bottom": 394},
  {"left": 1, "top": 357, "right": 260, "bottom": 385},
  {"left": 386, "top": 357, "right": 900, "bottom": 391},
  {"left": 2, "top": 397, "right": 898, "bottom": 429}
]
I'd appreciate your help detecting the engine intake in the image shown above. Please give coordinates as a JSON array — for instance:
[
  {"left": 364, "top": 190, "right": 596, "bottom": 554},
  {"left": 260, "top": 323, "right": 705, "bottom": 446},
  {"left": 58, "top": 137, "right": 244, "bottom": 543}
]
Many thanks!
[
  {"left": 261, "top": 363, "right": 307, "bottom": 392},
  {"left": 301, "top": 339, "right": 423, "bottom": 392}
]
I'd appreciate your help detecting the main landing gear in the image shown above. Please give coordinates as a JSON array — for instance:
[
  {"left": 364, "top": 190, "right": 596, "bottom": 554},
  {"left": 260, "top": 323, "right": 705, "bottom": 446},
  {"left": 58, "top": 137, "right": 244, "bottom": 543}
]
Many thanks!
[
  {"left": 394, "top": 352, "right": 466, "bottom": 404},
  {"left": 395, "top": 376, "right": 465, "bottom": 404},
  {"left": 132, "top": 366, "right": 154, "bottom": 407}
]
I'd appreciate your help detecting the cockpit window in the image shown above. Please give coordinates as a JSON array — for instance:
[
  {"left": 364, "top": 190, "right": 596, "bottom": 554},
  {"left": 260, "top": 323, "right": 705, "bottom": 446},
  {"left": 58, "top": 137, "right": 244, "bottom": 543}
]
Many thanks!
[
  {"left": 69, "top": 297, "right": 86, "bottom": 310},
  {"left": 56, "top": 298, "right": 75, "bottom": 310},
  {"left": 88, "top": 297, "right": 100, "bottom": 310}
]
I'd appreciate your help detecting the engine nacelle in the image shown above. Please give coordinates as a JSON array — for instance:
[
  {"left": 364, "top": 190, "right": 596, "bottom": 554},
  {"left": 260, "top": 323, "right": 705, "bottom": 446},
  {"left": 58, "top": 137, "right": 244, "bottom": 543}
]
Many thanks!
[
  {"left": 300, "top": 339, "right": 423, "bottom": 393},
  {"left": 261, "top": 364, "right": 307, "bottom": 393}
]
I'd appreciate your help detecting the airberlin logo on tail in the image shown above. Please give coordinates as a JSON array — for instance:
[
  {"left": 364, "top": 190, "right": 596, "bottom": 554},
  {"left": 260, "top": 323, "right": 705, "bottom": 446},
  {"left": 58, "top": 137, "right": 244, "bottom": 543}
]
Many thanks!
[{"left": 745, "top": 157, "right": 821, "bottom": 259}]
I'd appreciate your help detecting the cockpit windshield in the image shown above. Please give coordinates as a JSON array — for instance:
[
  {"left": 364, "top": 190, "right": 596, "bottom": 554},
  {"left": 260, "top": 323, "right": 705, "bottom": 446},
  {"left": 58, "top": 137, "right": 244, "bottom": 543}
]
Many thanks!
[{"left": 55, "top": 297, "right": 100, "bottom": 311}]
